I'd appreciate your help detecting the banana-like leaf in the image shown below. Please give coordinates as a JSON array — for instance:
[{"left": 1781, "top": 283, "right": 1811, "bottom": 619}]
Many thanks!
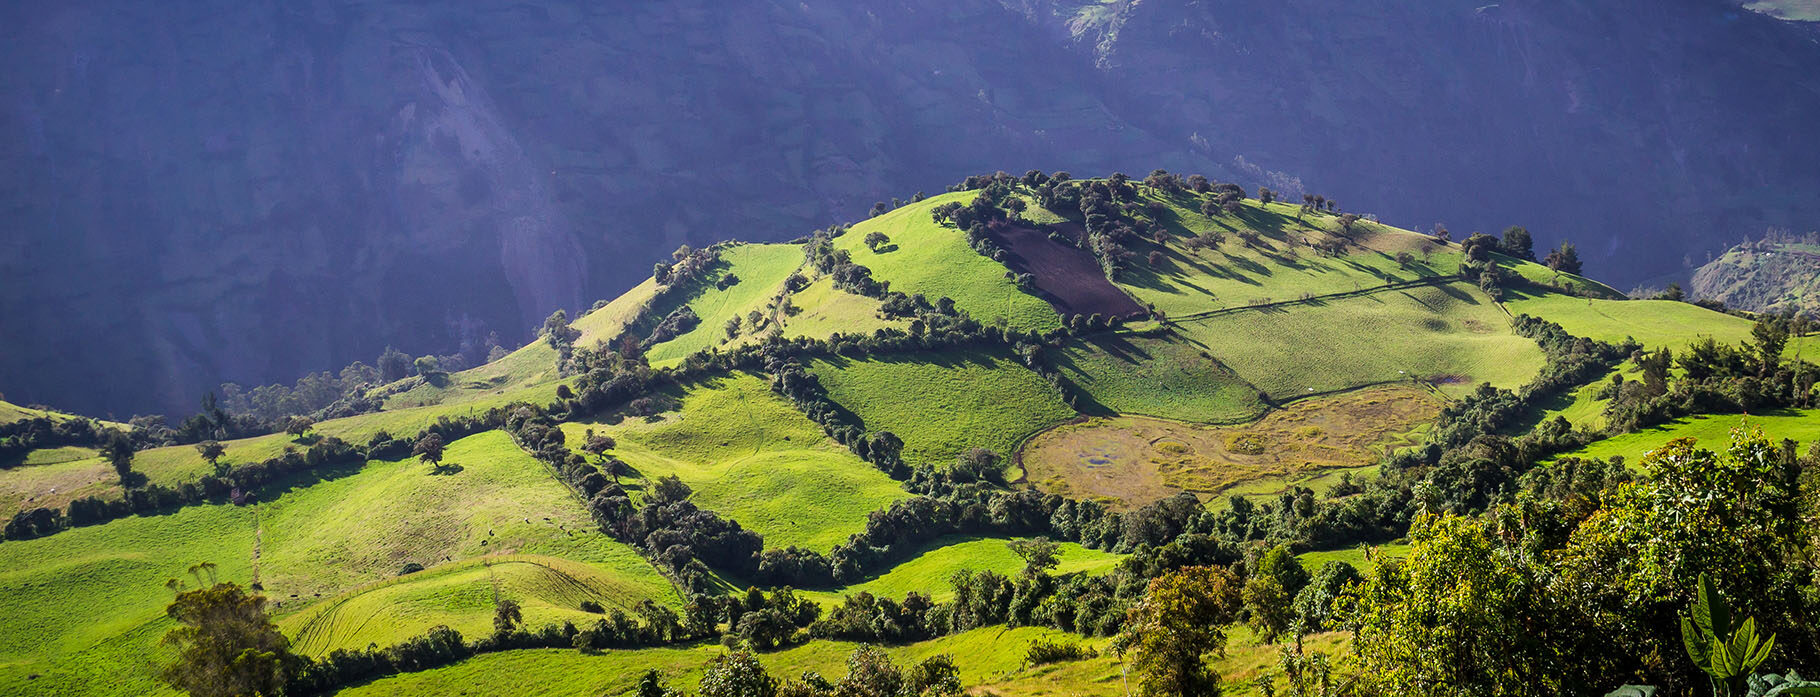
[
  {"left": 1692, "top": 573, "right": 1732, "bottom": 642},
  {"left": 1684, "top": 616, "right": 1714, "bottom": 667}
]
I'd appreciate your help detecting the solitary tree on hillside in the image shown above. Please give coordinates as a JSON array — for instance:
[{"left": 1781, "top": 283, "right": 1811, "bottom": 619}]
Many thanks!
[
  {"left": 582, "top": 429, "right": 616, "bottom": 463},
  {"left": 493, "top": 598, "right": 523, "bottom": 637},
  {"left": 158, "top": 583, "right": 296, "bottom": 697},
  {"left": 102, "top": 432, "right": 135, "bottom": 485},
  {"left": 413, "top": 433, "right": 446, "bottom": 472},
  {"left": 1006, "top": 537, "right": 1061, "bottom": 578},
  {"left": 194, "top": 440, "right": 226, "bottom": 474},
  {"left": 283, "top": 416, "right": 314, "bottom": 440},
  {"left": 1545, "top": 242, "right": 1583, "bottom": 275},
  {"left": 377, "top": 346, "right": 412, "bottom": 382},
  {"left": 1500, "top": 226, "right": 1535, "bottom": 261},
  {"left": 412, "top": 355, "right": 440, "bottom": 377},
  {"left": 864, "top": 231, "right": 890, "bottom": 252}
]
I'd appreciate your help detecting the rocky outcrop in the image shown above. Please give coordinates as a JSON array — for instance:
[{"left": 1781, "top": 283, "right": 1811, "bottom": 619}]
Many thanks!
[{"left": 1691, "top": 238, "right": 1820, "bottom": 317}]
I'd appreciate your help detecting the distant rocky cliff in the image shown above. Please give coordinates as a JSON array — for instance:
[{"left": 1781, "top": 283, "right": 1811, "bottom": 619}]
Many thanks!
[{"left": 4, "top": 0, "right": 1819, "bottom": 416}]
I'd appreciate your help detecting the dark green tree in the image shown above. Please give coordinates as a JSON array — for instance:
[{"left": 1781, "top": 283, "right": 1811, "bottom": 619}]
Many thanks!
[
  {"left": 102, "top": 431, "right": 135, "bottom": 484},
  {"left": 1500, "top": 226, "right": 1535, "bottom": 261},
  {"left": 377, "top": 346, "right": 412, "bottom": 382},
  {"left": 413, "top": 432, "right": 446, "bottom": 471},
  {"left": 157, "top": 583, "right": 297, "bottom": 697}
]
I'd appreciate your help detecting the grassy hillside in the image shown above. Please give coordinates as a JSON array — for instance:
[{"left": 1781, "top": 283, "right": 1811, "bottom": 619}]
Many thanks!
[
  {"left": 0, "top": 431, "right": 300, "bottom": 515},
  {"left": 385, "top": 277, "right": 661, "bottom": 410},
  {"left": 809, "top": 350, "right": 1076, "bottom": 466},
  {"left": 643, "top": 244, "right": 806, "bottom": 365},
  {"left": 799, "top": 536, "right": 1124, "bottom": 605},
  {"left": 835, "top": 192, "right": 1062, "bottom": 332},
  {"left": 1052, "top": 329, "right": 1270, "bottom": 424},
  {"left": 1505, "top": 289, "right": 1820, "bottom": 363},
  {"left": 0, "top": 503, "right": 257, "bottom": 696},
  {"left": 327, "top": 625, "right": 1349, "bottom": 697},
  {"left": 0, "top": 430, "right": 674, "bottom": 697},
  {"left": 282, "top": 554, "right": 674, "bottom": 657},
  {"left": 1182, "top": 282, "right": 1543, "bottom": 400},
  {"left": 258, "top": 431, "right": 663, "bottom": 600},
  {"left": 1505, "top": 290, "right": 1756, "bottom": 353},
  {"left": 560, "top": 372, "right": 907, "bottom": 551},
  {"left": 777, "top": 277, "right": 906, "bottom": 340},
  {"left": 1119, "top": 195, "right": 1468, "bottom": 318},
  {"left": 1555, "top": 408, "right": 1820, "bottom": 464}
]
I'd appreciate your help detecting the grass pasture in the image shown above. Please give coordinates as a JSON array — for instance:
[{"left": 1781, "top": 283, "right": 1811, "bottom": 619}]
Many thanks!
[
  {"left": 1118, "top": 194, "right": 1465, "bottom": 318},
  {"left": 800, "top": 536, "right": 1124, "bottom": 606},
  {"left": 1181, "top": 282, "right": 1544, "bottom": 400},
  {"left": 0, "top": 431, "right": 302, "bottom": 515},
  {"left": 329, "top": 625, "right": 1349, "bottom": 697},
  {"left": 384, "top": 277, "right": 660, "bottom": 410},
  {"left": 642, "top": 243, "right": 806, "bottom": 365},
  {"left": 1504, "top": 290, "right": 1820, "bottom": 363},
  {"left": 560, "top": 372, "right": 908, "bottom": 552},
  {"left": 1556, "top": 408, "right": 1820, "bottom": 465},
  {"left": 0, "top": 503, "right": 257, "bottom": 696},
  {"left": 835, "top": 192, "right": 1062, "bottom": 332},
  {"left": 808, "top": 350, "right": 1076, "bottom": 467},
  {"left": 283, "top": 554, "right": 675, "bottom": 656},
  {"left": 1022, "top": 386, "right": 1438, "bottom": 510},
  {"left": 257, "top": 430, "right": 664, "bottom": 602},
  {"left": 1297, "top": 543, "right": 1412, "bottom": 574},
  {"left": 1053, "top": 328, "right": 1270, "bottom": 424},
  {"left": 778, "top": 276, "right": 907, "bottom": 340}
]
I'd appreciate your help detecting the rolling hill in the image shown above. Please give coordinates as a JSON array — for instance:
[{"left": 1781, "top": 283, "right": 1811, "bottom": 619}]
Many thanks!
[{"left": 2, "top": 172, "right": 1815, "bottom": 697}]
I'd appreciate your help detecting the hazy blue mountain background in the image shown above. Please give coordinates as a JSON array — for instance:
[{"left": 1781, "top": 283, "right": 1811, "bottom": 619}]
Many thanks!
[{"left": 4, "top": 0, "right": 1818, "bottom": 417}]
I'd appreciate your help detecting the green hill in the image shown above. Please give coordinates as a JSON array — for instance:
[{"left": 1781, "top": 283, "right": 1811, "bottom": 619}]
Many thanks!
[
  {"left": 4, "top": 172, "right": 1816, "bottom": 697},
  {"left": 835, "top": 192, "right": 1063, "bottom": 332},
  {"left": 809, "top": 350, "right": 1076, "bottom": 467},
  {"left": 558, "top": 372, "right": 908, "bottom": 552}
]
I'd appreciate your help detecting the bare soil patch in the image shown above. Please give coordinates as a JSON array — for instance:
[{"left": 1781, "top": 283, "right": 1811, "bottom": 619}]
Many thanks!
[
  {"left": 1020, "top": 385, "right": 1440, "bottom": 510},
  {"left": 988, "top": 220, "right": 1146, "bottom": 317}
]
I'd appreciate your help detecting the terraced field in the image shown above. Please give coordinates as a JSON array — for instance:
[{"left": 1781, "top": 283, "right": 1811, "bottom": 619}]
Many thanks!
[
  {"left": 1181, "top": 282, "right": 1543, "bottom": 400},
  {"left": 1052, "top": 328, "right": 1270, "bottom": 424},
  {"left": 283, "top": 554, "right": 677, "bottom": 656},
  {"left": 561, "top": 372, "right": 908, "bottom": 551},
  {"left": 1022, "top": 386, "right": 1438, "bottom": 510},
  {"left": 835, "top": 193, "right": 1062, "bottom": 332},
  {"left": 799, "top": 536, "right": 1124, "bottom": 605},
  {"left": 643, "top": 243, "right": 806, "bottom": 365},
  {"left": 809, "top": 350, "right": 1076, "bottom": 467}
]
